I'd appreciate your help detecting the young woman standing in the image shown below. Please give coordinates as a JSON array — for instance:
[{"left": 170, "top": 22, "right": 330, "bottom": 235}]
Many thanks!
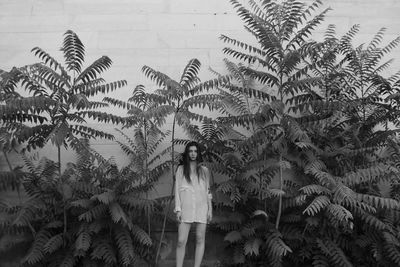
[{"left": 174, "top": 141, "right": 212, "bottom": 267}]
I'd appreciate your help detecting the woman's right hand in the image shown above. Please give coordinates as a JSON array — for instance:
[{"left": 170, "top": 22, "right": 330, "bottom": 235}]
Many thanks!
[{"left": 176, "top": 211, "right": 182, "bottom": 223}]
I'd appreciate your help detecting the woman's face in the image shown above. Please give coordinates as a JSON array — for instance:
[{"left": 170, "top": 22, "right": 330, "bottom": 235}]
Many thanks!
[{"left": 188, "top": 145, "right": 198, "bottom": 162}]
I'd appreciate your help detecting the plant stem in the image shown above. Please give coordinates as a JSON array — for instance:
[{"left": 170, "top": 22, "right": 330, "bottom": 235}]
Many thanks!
[
  {"left": 275, "top": 155, "right": 283, "bottom": 230},
  {"left": 3, "top": 150, "right": 12, "bottom": 171},
  {"left": 57, "top": 145, "right": 61, "bottom": 175},
  {"left": 144, "top": 119, "right": 151, "bottom": 237},
  {"left": 155, "top": 113, "right": 177, "bottom": 265},
  {"left": 57, "top": 145, "right": 67, "bottom": 235},
  {"left": 63, "top": 203, "right": 67, "bottom": 234},
  {"left": 275, "top": 73, "right": 284, "bottom": 230}
]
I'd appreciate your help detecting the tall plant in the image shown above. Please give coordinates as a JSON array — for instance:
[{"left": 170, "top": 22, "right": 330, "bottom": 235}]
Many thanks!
[
  {"left": 103, "top": 84, "right": 172, "bottom": 258},
  {"left": 215, "top": 0, "right": 400, "bottom": 266},
  {"left": 0, "top": 68, "right": 27, "bottom": 195},
  {"left": 140, "top": 58, "right": 229, "bottom": 264},
  {"left": 215, "top": 0, "right": 331, "bottom": 264},
  {"left": 0, "top": 30, "right": 126, "bottom": 174},
  {"left": 0, "top": 144, "right": 153, "bottom": 266},
  {"left": 292, "top": 26, "right": 400, "bottom": 266}
]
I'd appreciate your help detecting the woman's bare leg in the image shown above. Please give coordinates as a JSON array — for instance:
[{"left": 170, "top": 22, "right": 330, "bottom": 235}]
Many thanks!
[
  {"left": 194, "top": 223, "right": 207, "bottom": 267},
  {"left": 176, "top": 222, "right": 191, "bottom": 267}
]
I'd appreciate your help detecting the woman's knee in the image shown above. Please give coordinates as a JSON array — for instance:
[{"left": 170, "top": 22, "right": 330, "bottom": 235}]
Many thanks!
[
  {"left": 196, "top": 234, "right": 205, "bottom": 245},
  {"left": 177, "top": 237, "right": 188, "bottom": 248}
]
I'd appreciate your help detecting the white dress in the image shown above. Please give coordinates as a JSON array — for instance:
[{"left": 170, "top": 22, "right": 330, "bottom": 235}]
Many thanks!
[{"left": 174, "top": 165, "right": 212, "bottom": 224}]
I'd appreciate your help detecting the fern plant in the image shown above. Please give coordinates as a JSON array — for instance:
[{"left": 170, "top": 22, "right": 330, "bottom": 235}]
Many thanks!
[
  {"left": 292, "top": 27, "right": 400, "bottom": 266},
  {"left": 103, "top": 84, "right": 172, "bottom": 193},
  {"left": 0, "top": 143, "right": 153, "bottom": 267},
  {"left": 0, "top": 68, "right": 26, "bottom": 202},
  {"left": 139, "top": 58, "right": 229, "bottom": 263},
  {"left": 0, "top": 30, "right": 126, "bottom": 174},
  {"left": 215, "top": 0, "right": 330, "bottom": 264},
  {"left": 103, "top": 84, "right": 173, "bottom": 264},
  {"left": 215, "top": 0, "right": 400, "bottom": 266}
]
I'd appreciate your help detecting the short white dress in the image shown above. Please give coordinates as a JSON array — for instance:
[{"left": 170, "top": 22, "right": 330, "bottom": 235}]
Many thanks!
[{"left": 174, "top": 165, "right": 212, "bottom": 224}]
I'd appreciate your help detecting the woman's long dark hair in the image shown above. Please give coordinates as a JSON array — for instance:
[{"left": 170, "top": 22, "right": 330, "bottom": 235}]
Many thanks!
[{"left": 180, "top": 141, "right": 203, "bottom": 183}]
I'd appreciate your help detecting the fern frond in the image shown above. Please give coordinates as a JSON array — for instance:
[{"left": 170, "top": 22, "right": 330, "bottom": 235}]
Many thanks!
[
  {"left": 241, "top": 67, "right": 279, "bottom": 86},
  {"left": 77, "top": 111, "right": 125, "bottom": 125},
  {"left": 31, "top": 47, "right": 69, "bottom": 80},
  {"left": 344, "top": 163, "right": 397, "bottom": 186},
  {"left": 75, "top": 229, "right": 91, "bottom": 252},
  {"left": 43, "top": 233, "right": 64, "bottom": 254},
  {"left": 316, "top": 238, "right": 352, "bottom": 267},
  {"left": 226, "top": 84, "right": 277, "bottom": 101},
  {"left": 287, "top": 8, "right": 331, "bottom": 50},
  {"left": 76, "top": 56, "right": 112, "bottom": 83},
  {"left": 102, "top": 97, "right": 137, "bottom": 110},
  {"left": 92, "top": 190, "right": 115, "bottom": 204},
  {"left": 186, "top": 75, "right": 230, "bottom": 96},
  {"left": 62, "top": 30, "right": 85, "bottom": 73},
  {"left": 142, "top": 65, "right": 177, "bottom": 88},
  {"left": 353, "top": 207, "right": 387, "bottom": 230},
  {"left": 244, "top": 237, "right": 263, "bottom": 256},
  {"left": 224, "top": 230, "right": 243, "bottom": 243},
  {"left": 303, "top": 195, "right": 330, "bottom": 216},
  {"left": 181, "top": 94, "right": 223, "bottom": 110},
  {"left": 144, "top": 105, "right": 175, "bottom": 121},
  {"left": 22, "top": 229, "right": 51, "bottom": 264},
  {"left": 82, "top": 80, "right": 127, "bottom": 97},
  {"left": 78, "top": 204, "right": 108, "bottom": 222},
  {"left": 220, "top": 34, "right": 265, "bottom": 57},
  {"left": 58, "top": 252, "right": 76, "bottom": 267},
  {"left": 383, "top": 232, "right": 400, "bottom": 266},
  {"left": 114, "top": 227, "right": 136, "bottom": 266},
  {"left": 265, "top": 230, "right": 292, "bottom": 259},
  {"left": 12, "top": 198, "right": 44, "bottom": 227},
  {"left": 3, "top": 96, "right": 56, "bottom": 113},
  {"left": 300, "top": 184, "right": 330, "bottom": 196},
  {"left": 180, "top": 58, "right": 201, "bottom": 90},
  {"left": 355, "top": 193, "right": 400, "bottom": 210},
  {"left": 326, "top": 204, "right": 353, "bottom": 228},
  {"left": 130, "top": 224, "right": 152, "bottom": 246},
  {"left": 109, "top": 202, "right": 130, "bottom": 225},
  {"left": 70, "top": 125, "right": 114, "bottom": 140},
  {"left": 72, "top": 182, "right": 101, "bottom": 195},
  {"left": 90, "top": 240, "right": 117, "bottom": 264},
  {"left": 31, "top": 62, "right": 70, "bottom": 89}
]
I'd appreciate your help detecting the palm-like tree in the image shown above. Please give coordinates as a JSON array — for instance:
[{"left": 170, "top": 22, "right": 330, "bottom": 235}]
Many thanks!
[
  {"left": 220, "top": 0, "right": 329, "bottom": 232},
  {"left": 140, "top": 58, "right": 229, "bottom": 263},
  {"left": 0, "top": 30, "right": 126, "bottom": 174},
  {"left": 104, "top": 84, "right": 172, "bottom": 258},
  {"left": 218, "top": 1, "right": 400, "bottom": 265},
  {"left": 0, "top": 147, "right": 154, "bottom": 266}
]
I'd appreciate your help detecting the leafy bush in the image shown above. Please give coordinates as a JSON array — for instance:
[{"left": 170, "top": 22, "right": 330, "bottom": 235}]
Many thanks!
[
  {"left": 208, "top": 0, "right": 400, "bottom": 266},
  {"left": 0, "top": 144, "right": 153, "bottom": 267},
  {"left": 0, "top": 30, "right": 126, "bottom": 173}
]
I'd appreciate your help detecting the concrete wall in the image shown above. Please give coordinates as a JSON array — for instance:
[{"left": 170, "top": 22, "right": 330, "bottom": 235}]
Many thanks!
[{"left": 1, "top": 0, "right": 400, "bottom": 191}]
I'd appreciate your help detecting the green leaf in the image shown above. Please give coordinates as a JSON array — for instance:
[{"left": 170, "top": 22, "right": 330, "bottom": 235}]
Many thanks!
[
  {"left": 75, "top": 230, "right": 91, "bottom": 252},
  {"left": 109, "top": 202, "right": 129, "bottom": 225},
  {"left": 224, "top": 230, "right": 242, "bottom": 243},
  {"left": 303, "top": 195, "right": 331, "bottom": 216},
  {"left": 43, "top": 233, "right": 63, "bottom": 254},
  {"left": 62, "top": 30, "right": 85, "bottom": 73},
  {"left": 244, "top": 237, "right": 263, "bottom": 256}
]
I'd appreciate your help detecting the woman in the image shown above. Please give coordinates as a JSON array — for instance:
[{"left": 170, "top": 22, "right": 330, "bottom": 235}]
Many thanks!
[{"left": 174, "top": 141, "right": 212, "bottom": 267}]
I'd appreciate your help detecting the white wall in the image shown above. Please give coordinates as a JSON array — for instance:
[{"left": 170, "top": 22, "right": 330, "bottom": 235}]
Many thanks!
[{"left": 1, "top": 0, "right": 400, "bottom": 194}]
